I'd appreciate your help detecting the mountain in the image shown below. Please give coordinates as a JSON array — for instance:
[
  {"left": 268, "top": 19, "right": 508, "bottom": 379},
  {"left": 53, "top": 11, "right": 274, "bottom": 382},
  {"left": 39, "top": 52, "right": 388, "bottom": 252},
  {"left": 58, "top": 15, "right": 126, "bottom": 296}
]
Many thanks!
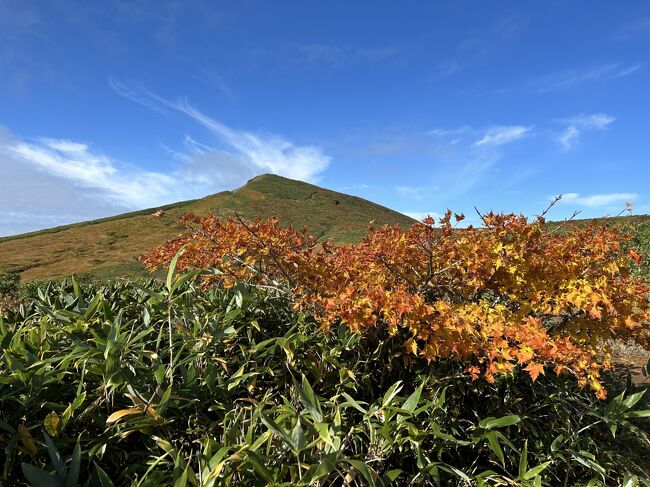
[{"left": 0, "top": 174, "right": 415, "bottom": 281}]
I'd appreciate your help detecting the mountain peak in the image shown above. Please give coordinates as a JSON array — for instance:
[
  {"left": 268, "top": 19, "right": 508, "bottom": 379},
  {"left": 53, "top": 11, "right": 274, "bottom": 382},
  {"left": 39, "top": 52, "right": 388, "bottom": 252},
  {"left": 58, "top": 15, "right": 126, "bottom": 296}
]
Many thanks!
[{"left": 0, "top": 175, "right": 414, "bottom": 281}]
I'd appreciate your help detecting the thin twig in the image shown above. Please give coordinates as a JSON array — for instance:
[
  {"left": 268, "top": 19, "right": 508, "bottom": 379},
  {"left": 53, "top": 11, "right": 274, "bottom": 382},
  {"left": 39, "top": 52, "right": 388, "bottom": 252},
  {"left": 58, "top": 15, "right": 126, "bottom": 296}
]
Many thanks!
[
  {"left": 538, "top": 194, "right": 563, "bottom": 221},
  {"left": 548, "top": 210, "right": 581, "bottom": 234},
  {"left": 474, "top": 206, "right": 490, "bottom": 228}
]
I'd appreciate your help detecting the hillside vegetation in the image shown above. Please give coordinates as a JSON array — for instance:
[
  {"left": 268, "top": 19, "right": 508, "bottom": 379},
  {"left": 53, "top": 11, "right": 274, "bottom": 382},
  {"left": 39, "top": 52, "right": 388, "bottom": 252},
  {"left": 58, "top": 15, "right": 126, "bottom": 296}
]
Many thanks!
[
  {"left": 0, "top": 175, "right": 414, "bottom": 282},
  {"left": 1, "top": 210, "right": 649, "bottom": 485},
  {"left": 1, "top": 173, "right": 648, "bottom": 286}
]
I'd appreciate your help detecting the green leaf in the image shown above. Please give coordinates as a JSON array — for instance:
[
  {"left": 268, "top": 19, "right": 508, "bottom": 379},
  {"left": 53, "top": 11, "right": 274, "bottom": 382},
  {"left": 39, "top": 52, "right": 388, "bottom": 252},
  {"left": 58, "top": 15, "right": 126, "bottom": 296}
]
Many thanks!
[
  {"left": 623, "top": 410, "right": 650, "bottom": 418},
  {"left": 71, "top": 275, "right": 81, "bottom": 298},
  {"left": 437, "top": 464, "right": 471, "bottom": 482},
  {"left": 340, "top": 392, "right": 368, "bottom": 414},
  {"left": 382, "top": 381, "right": 403, "bottom": 408},
  {"left": 345, "top": 459, "right": 375, "bottom": 486},
  {"left": 313, "top": 422, "right": 335, "bottom": 450},
  {"left": 401, "top": 383, "right": 424, "bottom": 414},
  {"left": 21, "top": 464, "right": 60, "bottom": 487},
  {"left": 550, "top": 433, "right": 565, "bottom": 452},
  {"left": 64, "top": 442, "right": 81, "bottom": 487},
  {"left": 173, "top": 465, "right": 189, "bottom": 487},
  {"left": 43, "top": 433, "right": 65, "bottom": 477},
  {"left": 430, "top": 422, "right": 472, "bottom": 446},
  {"left": 485, "top": 431, "right": 504, "bottom": 465},
  {"left": 622, "top": 390, "right": 646, "bottom": 410},
  {"left": 606, "top": 391, "right": 625, "bottom": 416},
  {"left": 244, "top": 450, "right": 276, "bottom": 483},
  {"left": 298, "top": 374, "right": 323, "bottom": 422},
  {"left": 523, "top": 461, "right": 552, "bottom": 480},
  {"left": 303, "top": 458, "right": 336, "bottom": 484},
  {"left": 94, "top": 464, "right": 116, "bottom": 487},
  {"left": 478, "top": 415, "right": 521, "bottom": 430},
  {"left": 61, "top": 392, "right": 86, "bottom": 429},
  {"left": 518, "top": 440, "right": 528, "bottom": 478},
  {"left": 166, "top": 246, "right": 187, "bottom": 294},
  {"left": 131, "top": 283, "right": 165, "bottom": 302},
  {"left": 83, "top": 293, "right": 102, "bottom": 320},
  {"left": 623, "top": 474, "right": 639, "bottom": 487},
  {"left": 572, "top": 451, "right": 606, "bottom": 476},
  {"left": 170, "top": 269, "right": 204, "bottom": 295},
  {"left": 291, "top": 418, "right": 306, "bottom": 452},
  {"left": 260, "top": 413, "right": 296, "bottom": 452},
  {"left": 382, "top": 469, "right": 403, "bottom": 483}
]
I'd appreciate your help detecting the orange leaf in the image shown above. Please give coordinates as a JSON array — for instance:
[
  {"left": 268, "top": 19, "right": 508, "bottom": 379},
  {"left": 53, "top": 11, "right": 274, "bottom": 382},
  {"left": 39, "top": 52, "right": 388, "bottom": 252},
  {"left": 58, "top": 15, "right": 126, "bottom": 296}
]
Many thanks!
[
  {"left": 629, "top": 249, "right": 642, "bottom": 264},
  {"left": 524, "top": 362, "right": 545, "bottom": 382}
]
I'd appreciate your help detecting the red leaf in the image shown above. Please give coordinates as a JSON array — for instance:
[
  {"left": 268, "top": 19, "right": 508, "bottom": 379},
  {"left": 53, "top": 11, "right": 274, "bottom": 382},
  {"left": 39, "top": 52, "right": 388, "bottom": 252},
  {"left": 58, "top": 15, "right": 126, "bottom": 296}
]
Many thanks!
[{"left": 629, "top": 249, "right": 642, "bottom": 264}]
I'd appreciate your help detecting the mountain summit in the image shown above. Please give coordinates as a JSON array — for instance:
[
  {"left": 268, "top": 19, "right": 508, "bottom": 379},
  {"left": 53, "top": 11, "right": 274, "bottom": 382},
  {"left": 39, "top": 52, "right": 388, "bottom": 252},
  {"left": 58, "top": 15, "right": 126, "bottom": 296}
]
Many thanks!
[{"left": 0, "top": 174, "right": 414, "bottom": 281}]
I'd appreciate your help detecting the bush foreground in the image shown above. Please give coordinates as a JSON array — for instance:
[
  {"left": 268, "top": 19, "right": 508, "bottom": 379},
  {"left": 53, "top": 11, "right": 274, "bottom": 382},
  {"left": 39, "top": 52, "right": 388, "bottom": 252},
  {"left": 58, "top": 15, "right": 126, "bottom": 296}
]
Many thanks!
[{"left": 1, "top": 276, "right": 649, "bottom": 486}]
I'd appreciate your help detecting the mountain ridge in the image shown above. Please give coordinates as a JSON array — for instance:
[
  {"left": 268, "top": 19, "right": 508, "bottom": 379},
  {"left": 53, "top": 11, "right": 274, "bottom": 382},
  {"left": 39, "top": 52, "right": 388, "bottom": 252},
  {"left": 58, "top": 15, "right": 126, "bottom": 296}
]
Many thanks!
[{"left": 0, "top": 174, "right": 415, "bottom": 281}]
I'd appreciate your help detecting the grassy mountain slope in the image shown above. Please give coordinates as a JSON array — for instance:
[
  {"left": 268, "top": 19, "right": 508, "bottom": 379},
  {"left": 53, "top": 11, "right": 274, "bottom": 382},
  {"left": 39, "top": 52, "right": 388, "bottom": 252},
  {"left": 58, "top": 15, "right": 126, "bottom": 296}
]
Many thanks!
[{"left": 0, "top": 174, "right": 415, "bottom": 281}]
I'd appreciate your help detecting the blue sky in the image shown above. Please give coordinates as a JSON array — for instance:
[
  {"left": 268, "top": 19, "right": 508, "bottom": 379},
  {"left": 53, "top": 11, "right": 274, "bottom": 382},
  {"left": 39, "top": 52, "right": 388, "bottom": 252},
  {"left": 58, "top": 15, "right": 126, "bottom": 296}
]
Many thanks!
[{"left": 1, "top": 1, "right": 649, "bottom": 235}]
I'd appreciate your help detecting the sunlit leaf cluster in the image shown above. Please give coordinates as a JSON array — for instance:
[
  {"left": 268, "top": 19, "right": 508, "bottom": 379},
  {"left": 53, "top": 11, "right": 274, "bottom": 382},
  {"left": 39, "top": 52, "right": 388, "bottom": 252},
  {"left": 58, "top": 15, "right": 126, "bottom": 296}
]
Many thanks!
[{"left": 144, "top": 212, "right": 650, "bottom": 398}]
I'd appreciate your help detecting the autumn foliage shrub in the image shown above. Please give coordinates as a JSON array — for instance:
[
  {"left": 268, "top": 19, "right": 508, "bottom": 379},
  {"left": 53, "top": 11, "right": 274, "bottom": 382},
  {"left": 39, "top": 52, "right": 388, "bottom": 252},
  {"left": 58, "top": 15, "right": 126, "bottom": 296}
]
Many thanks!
[{"left": 144, "top": 211, "right": 650, "bottom": 399}]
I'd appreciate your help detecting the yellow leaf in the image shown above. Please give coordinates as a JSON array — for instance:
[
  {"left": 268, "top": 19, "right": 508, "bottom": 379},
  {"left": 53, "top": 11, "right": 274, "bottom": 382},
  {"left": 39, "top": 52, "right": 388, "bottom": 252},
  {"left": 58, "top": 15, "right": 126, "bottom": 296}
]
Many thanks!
[
  {"left": 404, "top": 338, "right": 418, "bottom": 355},
  {"left": 44, "top": 411, "right": 60, "bottom": 438},
  {"left": 106, "top": 408, "right": 142, "bottom": 424},
  {"left": 18, "top": 425, "right": 38, "bottom": 455}
]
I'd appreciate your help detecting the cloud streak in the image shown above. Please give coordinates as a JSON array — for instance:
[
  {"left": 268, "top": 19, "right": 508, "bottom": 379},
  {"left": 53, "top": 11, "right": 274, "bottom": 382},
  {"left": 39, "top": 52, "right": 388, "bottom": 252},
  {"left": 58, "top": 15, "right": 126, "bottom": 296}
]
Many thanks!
[
  {"left": 557, "top": 113, "right": 615, "bottom": 149},
  {"left": 0, "top": 82, "right": 332, "bottom": 235},
  {"left": 473, "top": 125, "right": 532, "bottom": 147},
  {"left": 558, "top": 192, "right": 637, "bottom": 207},
  {"left": 110, "top": 79, "right": 330, "bottom": 183},
  {"left": 532, "top": 63, "right": 641, "bottom": 93},
  {"left": 3, "top": 135, "right": 194, "bottom": 209},
  {"left": 395, "top": 185, "right": 439, "bottom": 199}
]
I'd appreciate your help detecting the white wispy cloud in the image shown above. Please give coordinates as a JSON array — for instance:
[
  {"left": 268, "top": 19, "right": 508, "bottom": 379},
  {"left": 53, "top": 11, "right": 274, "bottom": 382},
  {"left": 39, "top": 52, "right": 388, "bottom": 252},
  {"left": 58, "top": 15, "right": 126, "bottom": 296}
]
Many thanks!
[
  {"left": 558, "top": 192, "right": 637, "bottom": 207},
  {"left": 532, "top": 63, "right": 641, "bottom": 92},
  {"left": 427, "top": 127, "right": 472, "bottom": 137},
  {"left": 296, "top": 43, "right": 401, "bottom": 68},
  {"left": 616, "top": 18, "right": 650, "bottom": 41},
  {"left": 110, "top": 79, "right": 330, "bottom": 183},
  {"left": 0, "top": 0, "right": 40, "bottom": 40},
  {"left": 3, "top": 136, "right": 193, "bottom": 209},
  {"left": 0, "top": 82, "right": 332, "bottom": 235},
  {"left": 191, "top": 71, "right": 235, "bottom": 100},
  {"left": 338, "top": 183, "right": 375, "bottom": 191},
  {"left": 473, "top": 125, "right": 532, "bottom": 147},
  {"left": 433, "top": 15, "right": 525, "bottom": 78},
  {"left": 427, "top": 126, "right": 471, "bottom": 145},
  {"left": 395, "top": 185, "right": 439, "bottom": 199},
  {"left": 557, "top": 113, "right": 615, "bottom": 149},
  {"left": 0, "top": 126, "right": 144, "bottom": 235}
]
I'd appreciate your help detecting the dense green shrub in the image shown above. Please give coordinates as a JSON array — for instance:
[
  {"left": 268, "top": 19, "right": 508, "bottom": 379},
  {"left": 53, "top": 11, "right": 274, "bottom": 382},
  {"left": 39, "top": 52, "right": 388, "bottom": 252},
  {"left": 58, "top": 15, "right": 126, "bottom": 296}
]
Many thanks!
[
  {"left": 0, "top": 271, "right": 20, "bottom": 295},
  {"left": 0, "top": 274, "right": 649, "bottom": 486}
]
